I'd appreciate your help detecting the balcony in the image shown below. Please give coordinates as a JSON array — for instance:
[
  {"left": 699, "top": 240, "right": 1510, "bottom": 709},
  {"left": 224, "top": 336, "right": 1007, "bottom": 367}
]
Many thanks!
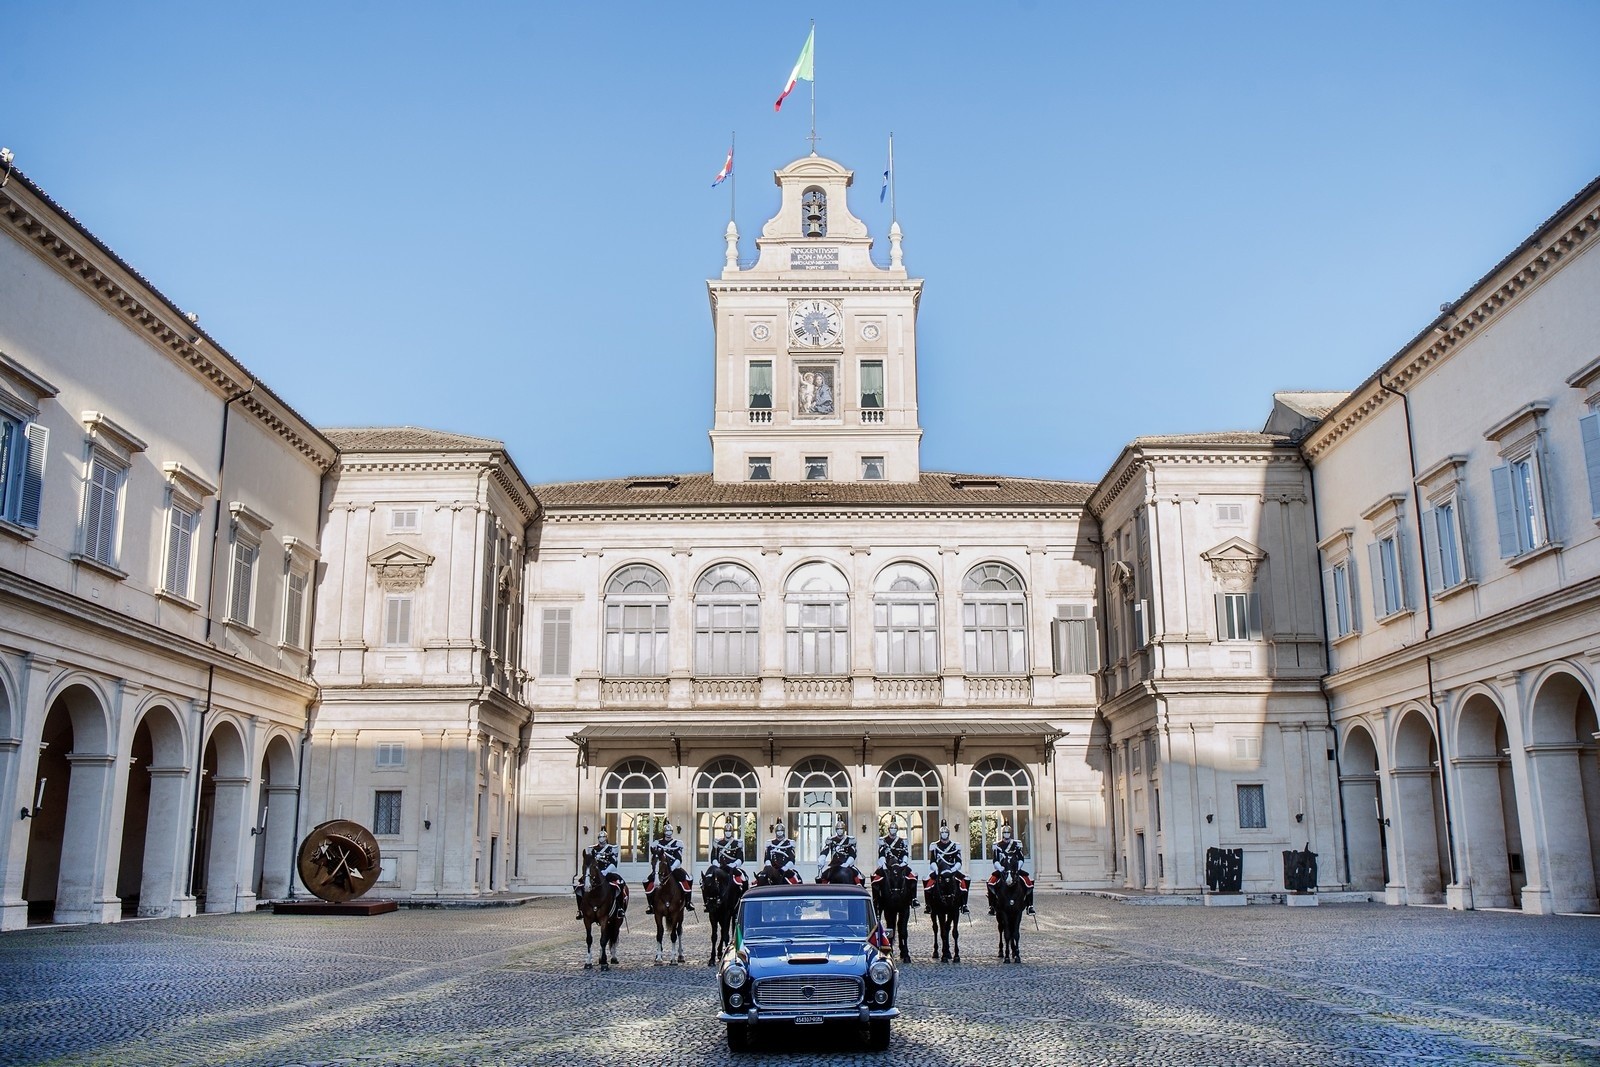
[
  {"left": 748, "top": 409, "right": 773, "bottom": 424},
  {"left": 967, "top": 676, "right": 1032, "bottom": 704},
  {"left": 693, "top": 678, "right": 760, "bottom": 704},
  {"left": 860, "top": 409, "right": 884, "bottom": 424},
  {"left": 873, "top": 676, "right": 941, "bottom": 704},
  {"left": 783, "top": 677, "right": 851, "bottom": 704},
  {"left": 600, "top": 679, "right": 669, "bottom": 704}
]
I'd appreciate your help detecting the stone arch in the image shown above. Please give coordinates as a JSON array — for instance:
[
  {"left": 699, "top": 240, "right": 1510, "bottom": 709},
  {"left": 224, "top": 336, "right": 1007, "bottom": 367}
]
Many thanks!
[
  {"left": 692, "top": 756, "right": 759, "bottom": 865},
  {"left": 1452, "top": 691, "right": 1526, "bottom": 909},
  {"left": 1390, "top": 707, "right": 1450, "bottom": 905},
  {"left": 876, "top": 756, "right": 942, "bottom": 861},
  {"left": 119, "top": 701, "right": 190, "bottom": 918},
  {"left": 1524, "top": 668, "right": 1599, "bottom": 913},
  {"left": 26, "top": 681, "right": 117, "bottom": 923},
  {"left": 1339, "top": 721, "right": 1386, "bottom": 891},
  {"left": 254, "top": 732, "right": 299, "bottom": 901},
  {"left": 194, "top": 717, "right": 250, "bottom": 913}
]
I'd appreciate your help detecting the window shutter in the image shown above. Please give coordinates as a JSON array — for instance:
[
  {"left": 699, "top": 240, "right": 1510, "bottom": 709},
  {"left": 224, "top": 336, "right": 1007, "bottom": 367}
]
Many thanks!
[
  {"left": 166, "top": 507, "right": 193, "bottom": 596},
  {"left": 1214, "top": 593, "right": 1228, "bottom": 639},
  {"left": 1420, "top": 506, "right": 1443, "bottom": 594},
  {"left": 230, "top": 543, "right": 255, "bottom": 623},
  {"left": 1050, "top": 618, "right": 1068, "bottom": 674},
  {"left": 1395, "top": 528, "right": 1413, "bottom": 610},
  {"left": 285, "top": 571, "right": 307, "bottom": 646},
  {"left": 541, "top": 608, "right": 572, "bottom": 676},
  {"left": 1246, "top": 592, "right": 1263, "bottom": 639},
  {"left": 1582, "top": 413, "right": 1600, "bottom": 520},
  {"left": 1322, "top": 567, "right": 1338, "bottom": 635},
  {"left": 1078, "top": 618, "right": 1099, "bottom": 672},
  {"left": 19, "top": 424, "right": 46, "bottom": 528},
  {"left": 385, "top": 596, "right": 413, "bottom": 646},
  {"left": 1490, "top": 463, "right": 1519, "bottom": 557},
  {"left": 1367, "top": 541, "right": 1386, "bottom": 618},
  {"left": 1132, "top": 599, "right": 1149, "bottom": 648}
]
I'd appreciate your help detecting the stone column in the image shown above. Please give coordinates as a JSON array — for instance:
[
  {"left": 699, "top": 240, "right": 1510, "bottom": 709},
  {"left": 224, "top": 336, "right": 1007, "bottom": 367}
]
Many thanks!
[
  {"left": 1522, "top": 743, "right": 1598, "bottom": 915},
  {"left": 1390, "top": 766, "right": 1443, "bottom": 904},
  {"left": 1, "top": 655, "right": 55, "bottom": 931},
  {"left": 53, "top": 752, "right": 120, "bottom": 924},
  {"left": 1339, "top": 773, "right": 1385, "bottom": 892},
  {"left": 137, "top": 765, "right": 191, "bottom": 917},
  {"left": 1451, "top": 756, "right": 1513, "bottom": 909},
  {"left": 203, "top": 773, "right": 250, "bottom": 914},
  {"left": 257, "top": 784, "right": 299, "bottom": 900}
]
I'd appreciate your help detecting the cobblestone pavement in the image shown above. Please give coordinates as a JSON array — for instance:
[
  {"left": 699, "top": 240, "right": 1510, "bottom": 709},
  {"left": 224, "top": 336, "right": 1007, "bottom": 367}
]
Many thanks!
[{"left": 1, "top": 895, "right": 1598, "bottom": 1066}]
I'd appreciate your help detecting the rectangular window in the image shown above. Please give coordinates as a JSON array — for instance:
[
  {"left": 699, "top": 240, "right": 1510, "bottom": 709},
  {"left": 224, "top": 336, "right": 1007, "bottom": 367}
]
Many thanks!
[
  {"left": 1329, "top": 560, "right": 1354, "bottom": 637},
  {"left": 163, "top": 501, "right": 199, "bottom": 598},
  {"left": 747, "top": 456, "right": 772, "bottom": 481},
  {"left": 81, "top": 453, "right": 123, "bottom": 566},
  {"left": 0, "top": 415, "right": 46, "bottom": 527},
  {"left": 859, "top": 361, "right": 884, "bottom": 408},
  {"left": 786, "top": 598, "right": 849, "bottom": 675},
  {"left": 391, "top": 508, "right": 419, "bottom": 532},
  {"left": 384, "top": 595, "right": 414, "bottom": 646},
  {"left": 1050, "top": 606, "right": 1099, "bottom": 675},
  {"left": 1233, "top": 736, "right": 1261, "bottom": 762},
  {"left": 283, "top": 569, "right": 308, "bottom": 647},
  {"left": 373, "top": 790, "right": 402, "bottom": 835},
  {"left": 1367, "top": 533, "right": 1408, "bottom": 618},
  {"left": 1130, "top": 599, "right": 1150, "bottom": 649},
  {"left": 1237, "top": 784, "right": 1267, "bottom": 829},
  {"left": 1153, "top": 787, "right": 1161, "bottom": 831},
  {"left": 1582, "top": 412, "right": 1600, "bottom": 519},
  {"left": 860, "top": 456, "right": 885, "bottom": 480},
  {"left": 540, "top": 607, "right": 573, "bottom": 677},
  {"left": 376, "top": 743, "right": 406, "bottom": 768},
  {"left": 228, "top": 538, "right": 258, "bottom": 626},
  {"left": 748, "top": 361, "right": 773, "bottom": 409},
  {"left": 1215, "top": 592, "right": 1260, "bottom": 641},
  {"left": 1491, "top": 452, "right": 1550, "bottom": 558},
  {"left": 1421, "top": 498, "right": 1466, "bottom": 593},
  {"left": 804, "top": 456, "right": 829, "bottom": 481},
  {"left": 1215, "top": 502, "right": 1244, "bottom": 524}
]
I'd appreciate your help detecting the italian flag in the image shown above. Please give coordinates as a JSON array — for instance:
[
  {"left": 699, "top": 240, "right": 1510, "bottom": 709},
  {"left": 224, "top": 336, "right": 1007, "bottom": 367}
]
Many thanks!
[{"left": 775, "top": 27, "right": 814, "bottom": 112}]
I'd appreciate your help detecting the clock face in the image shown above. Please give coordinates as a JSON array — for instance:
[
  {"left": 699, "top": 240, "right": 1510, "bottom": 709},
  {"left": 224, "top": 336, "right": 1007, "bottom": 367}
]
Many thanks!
[{"left": 790, "top": 300, "right": 842, "bottom": 347}]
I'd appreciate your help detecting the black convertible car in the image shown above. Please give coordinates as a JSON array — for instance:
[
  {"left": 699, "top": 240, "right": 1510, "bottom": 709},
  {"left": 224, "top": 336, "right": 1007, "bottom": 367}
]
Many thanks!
[{"left": 717, "top": 883, "right": 900, "bottom": 1051}]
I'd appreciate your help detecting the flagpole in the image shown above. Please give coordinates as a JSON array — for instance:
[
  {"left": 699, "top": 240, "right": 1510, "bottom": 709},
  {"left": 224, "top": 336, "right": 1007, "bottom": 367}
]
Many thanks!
[
  {"left": 889, "top": 132, "right": 896, "bottom": 223},
  {"left": 730, "top": 130, "right": 736, "bottom": 224},
  {"left": 809, "top": 19, "right": 817, "bottom": 154}
]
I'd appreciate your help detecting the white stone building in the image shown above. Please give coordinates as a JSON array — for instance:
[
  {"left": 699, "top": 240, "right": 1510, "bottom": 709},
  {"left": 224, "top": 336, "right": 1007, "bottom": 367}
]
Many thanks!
[{"left": 1, "top": 150, "right": 1595, "bottom": 924}]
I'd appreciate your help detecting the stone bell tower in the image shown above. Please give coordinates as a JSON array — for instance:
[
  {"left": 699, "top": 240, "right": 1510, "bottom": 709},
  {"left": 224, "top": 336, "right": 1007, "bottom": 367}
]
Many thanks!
[{"left": 707, "top": 155, "right": 923, "bottom": 484}]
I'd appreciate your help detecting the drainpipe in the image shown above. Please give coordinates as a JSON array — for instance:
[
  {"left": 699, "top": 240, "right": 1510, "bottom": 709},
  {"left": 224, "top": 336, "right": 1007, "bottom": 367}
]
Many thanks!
[
  {"left": 1302, "top": 442, "right": 1354, "bottom": 886},
  {"left": 1087, "top": 532, "right": 1116, "bottom": 879},
  {"left": 1377, "top": 373, "right": 1459, "bottom": 888}
]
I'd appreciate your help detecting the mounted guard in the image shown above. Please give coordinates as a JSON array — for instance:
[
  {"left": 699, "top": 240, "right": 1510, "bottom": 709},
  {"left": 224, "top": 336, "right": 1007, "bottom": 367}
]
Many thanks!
[
  {"left": 758, "top": 820, "right": 802, "bottom": 885},
  {"left": 985, "top": 824, "right": 1034, "bottom": 916},
  {"left": 575, "top": 828, "right": 628, "bottom": 921},
  {"left": 817, "top": 815, "right": 862, "bottom": 885},
  {"left": 643, "top": 822, "right": 693, "bottom": 915},
  {"left": 872, "top": 819, "right": 919, "bottom": 907},
  {"left": 708, "top": 816, "right": 748, "bottom": 886},
  {"left": 926, "top": 821, "right": 970, "bottom": 913}
]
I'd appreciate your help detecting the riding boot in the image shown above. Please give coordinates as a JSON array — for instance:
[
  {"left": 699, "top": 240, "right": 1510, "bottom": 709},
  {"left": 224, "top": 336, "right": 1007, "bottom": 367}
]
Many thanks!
[
  {"left": 574, "top": 886, "right": 584, "bottom": 921},
  {"left": 1026, "top": 884, "right": 1036, "bottom": 915}
]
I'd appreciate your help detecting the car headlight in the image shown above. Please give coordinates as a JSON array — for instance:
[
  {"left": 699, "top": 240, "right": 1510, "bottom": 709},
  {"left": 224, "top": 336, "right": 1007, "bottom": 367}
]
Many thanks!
[
  {"left": 868, "top": 959, "right": 893, "bottom": 985},
  {"left": 724, "top": 963, "right": 748, "bottom": 989}
]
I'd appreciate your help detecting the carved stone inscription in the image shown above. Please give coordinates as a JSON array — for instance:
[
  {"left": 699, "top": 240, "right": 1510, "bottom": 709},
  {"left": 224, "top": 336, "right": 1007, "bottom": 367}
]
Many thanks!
[{"left": 790, "top": 246, "right": 839, "bottom": 270}]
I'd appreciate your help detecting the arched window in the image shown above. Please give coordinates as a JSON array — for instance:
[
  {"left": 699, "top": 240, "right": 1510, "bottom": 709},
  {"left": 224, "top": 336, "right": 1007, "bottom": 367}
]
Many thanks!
[
  {"left": 801, "top": 186, "right": 827, "bottom": 238},
  {"left": 694, "top": 564, "right": 760, "bottom": 677},
  {"left": 604, "top": 564, "right": 669, "bottom": 677},
  {"left": 876, "top": 757, "right": 942, "bottom": 861},
  {"left": 962, "top": 562, "right": 1027, "bottom": 675},
  {"left": 601, "top": 758, "right": 668, "bottom": 866},
  {"left": 693, "top": 758, "right": 760, "bottom": 863},
  {"left": 968, "top": 757, "right": 1032, "bottom": 864},
  {"left": 785, "top": 562, "right": 849, "bottom": 676},
  {"left": 873, "top": 563, "right": 939, "bottom": 676},
  {"left": 786, "top": 757, "right": 851, "bottom": 866}
]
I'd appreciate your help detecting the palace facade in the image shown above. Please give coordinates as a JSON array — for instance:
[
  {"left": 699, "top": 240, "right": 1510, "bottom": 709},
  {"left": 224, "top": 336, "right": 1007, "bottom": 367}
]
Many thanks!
[{"left": 0, "top": 152, "right": 1595, "bottom": 926}]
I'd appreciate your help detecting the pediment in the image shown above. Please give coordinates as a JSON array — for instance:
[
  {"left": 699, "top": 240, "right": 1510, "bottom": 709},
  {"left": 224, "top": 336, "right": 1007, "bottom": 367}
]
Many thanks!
[
  {"left": 1200, "top": 536, "right": 1266, "bottom": 564},
  {"left": 368, "top": 542, "right": 434, "bottom": 591},
  {"left": 1201, "top": 537, "right": 1266, "bottom": 591}
]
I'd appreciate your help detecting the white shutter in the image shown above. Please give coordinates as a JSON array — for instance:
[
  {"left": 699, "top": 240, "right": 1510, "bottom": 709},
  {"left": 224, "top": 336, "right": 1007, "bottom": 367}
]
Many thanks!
[
  {"left": 1490, "top": 464, "right": 1520, "bottom": 558},
  {"left": 1420, "top": 506, "right": 1443, "bottom": 594},
  {"left": 1367, "top": 541, "right": 1387, "bottom": 618},
  {"left": 1246, "top": 593, "right": 1263, "bottom": 639},
  {"left": 541, "top": 607, "right": 572, "bottom": 676},
  {"left": 165, "top": 505, "right": 194, "bottom": 597},
  {"left": 19, "top": 424, "right": 46, "bottom": 528},
  {"left": 385, "top": 595, "right": 413, "bottom": 646},
  {"left": 229, "top": 542, "right": 256, "bottom": 624},
  {"left": 284, "top": 571, "right": 307, "bottom": 646}
]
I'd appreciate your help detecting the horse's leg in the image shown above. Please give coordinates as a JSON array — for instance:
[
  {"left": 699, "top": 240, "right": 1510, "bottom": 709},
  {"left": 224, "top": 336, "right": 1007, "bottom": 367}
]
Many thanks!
[
  {"left": 898, "top": 908, "right": 911, "bottom": 963},
  {"left": 584, "top": 921, "right": 595, "bottom": 970},
  {"left": 952, "top": 912, "right": 961, "bottom": 963},
  {"left": 655, "top": 915, "right": 665, "bottom": 964},
  {"left": 609, "top": 917, "right": 621, "bottom": 965}
]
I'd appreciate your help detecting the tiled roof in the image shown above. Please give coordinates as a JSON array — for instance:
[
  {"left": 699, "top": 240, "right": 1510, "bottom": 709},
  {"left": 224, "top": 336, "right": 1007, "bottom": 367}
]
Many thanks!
[
  {"left": 1272, "top": 391, "right": 1350, "bottom": 421},
  {"left": 1127, "top": 431, "right": 1294, "bottom": 448},
  {"left": 323, "top": 426, "right": 507, "bottom": 452},
  {"left": 534, "top": 471, "right": 1093, "bottom": 509}
]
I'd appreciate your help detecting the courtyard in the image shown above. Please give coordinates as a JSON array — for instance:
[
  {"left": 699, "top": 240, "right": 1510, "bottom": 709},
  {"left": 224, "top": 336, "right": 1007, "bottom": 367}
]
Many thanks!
[{"left": 0, "top": 895, "right": 1597, "bottom": 1066}]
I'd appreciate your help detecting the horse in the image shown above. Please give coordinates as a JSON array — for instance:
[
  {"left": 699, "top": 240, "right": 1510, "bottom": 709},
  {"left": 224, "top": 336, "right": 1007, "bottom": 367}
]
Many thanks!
[
  {"left": 816, "top": 854, "right": 864, "bottom": 885},
  {"left": 991, "top": 860, "right": 1026, "bottom": 964},
  {"left": 924, "top": 869, "right": 965, "bottom": 963},
  {"left": 649, "top": 851, "right": 687, "bottom": 965},
  {"left": 578, "top": 850, "right": 624, "bottom": 971},
  {"left": 755, "top": 860, "right": 800, "bottom": 887},
  {"left": 871, "top": 858, "right": 917, "bottom": 963},
  {"left": 701, "top": 863, "right": 745, "bottom": 967}
]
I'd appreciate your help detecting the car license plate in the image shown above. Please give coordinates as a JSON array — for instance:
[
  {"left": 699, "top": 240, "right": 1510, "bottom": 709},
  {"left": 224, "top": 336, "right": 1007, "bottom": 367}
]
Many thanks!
[{"left": 794, "top": 1015, "right": 824, "bottom": 1025}]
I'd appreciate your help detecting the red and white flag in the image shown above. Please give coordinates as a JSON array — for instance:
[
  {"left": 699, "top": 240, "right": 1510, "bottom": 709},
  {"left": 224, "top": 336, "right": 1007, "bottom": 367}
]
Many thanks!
[
  {"left": 711, "top": 145, "right": 733, "bottom": 188},
  {"left": 868, "top": 921, "right": 892, "bottom": 950}
]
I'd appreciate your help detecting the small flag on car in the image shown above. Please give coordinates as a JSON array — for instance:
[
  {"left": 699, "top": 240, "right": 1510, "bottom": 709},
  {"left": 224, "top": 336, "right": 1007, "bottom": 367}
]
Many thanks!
[{"left": 868, "top": 921, "right": 891, "bottom": 950}]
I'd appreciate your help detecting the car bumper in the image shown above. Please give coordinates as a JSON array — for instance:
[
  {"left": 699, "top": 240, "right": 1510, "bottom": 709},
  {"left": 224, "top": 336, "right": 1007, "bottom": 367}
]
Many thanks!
[{"left": 719, "top": 1006, "right": 899, "bottom": 1024}]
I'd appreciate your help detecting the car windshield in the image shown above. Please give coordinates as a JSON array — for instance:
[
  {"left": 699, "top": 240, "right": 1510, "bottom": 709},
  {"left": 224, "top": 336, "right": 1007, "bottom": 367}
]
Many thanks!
[{"left": 740, "top": 895, "right": 872, "bottom": 940}]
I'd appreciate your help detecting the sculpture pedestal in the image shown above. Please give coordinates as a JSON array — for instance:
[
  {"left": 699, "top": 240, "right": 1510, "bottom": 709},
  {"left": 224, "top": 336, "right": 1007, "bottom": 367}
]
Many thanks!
[
  {"left": 1285, "top": 893, "right": 1319, "bottom": 907},
  {"left": 1204, "top": 892, "right": 1247, "bottom": 907},
  {"left": 273, "top": 899, "right": 397, "bottom": 916}
]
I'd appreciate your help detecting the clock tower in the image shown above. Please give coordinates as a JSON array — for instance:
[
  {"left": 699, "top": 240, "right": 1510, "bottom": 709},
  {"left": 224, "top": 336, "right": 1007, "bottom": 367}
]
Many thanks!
[{"left": 708, "top": 154, "right": 923, "bottom": 484}]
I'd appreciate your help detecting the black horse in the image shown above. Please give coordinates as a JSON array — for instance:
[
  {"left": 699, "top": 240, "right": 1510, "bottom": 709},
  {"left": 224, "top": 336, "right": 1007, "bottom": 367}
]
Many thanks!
[
  {"left": 755, "top": 860, "right": 800, "bottom": 886},
  {"left": 924, "top": 870, "right": 965, "bottom": 963},
  {"left": 648, "top": 851, "right": 687, "bottom": 965},
  {"left": 816, "top": 853, "right": 864, "bottom": 885},
  {"left": 577, "top": 850, "right": 624, "bottom": 971},
  {"left": 871, "top": 858, "right": 917, "bottom": 963},
  {"left": 701, "top": 863, "right": 745, "bottom": 967},
  {"left": 991, "top": 859, "right": 1026, "bottom": 964}
]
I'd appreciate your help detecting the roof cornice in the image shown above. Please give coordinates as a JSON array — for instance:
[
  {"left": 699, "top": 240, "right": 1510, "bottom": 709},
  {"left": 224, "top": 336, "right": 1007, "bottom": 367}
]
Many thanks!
[
  {"left": 1302, "top": 180, "right": 1600, "bottom": 462},
  {"left": 335, "top": 455, "right": 539, "bottom": 524},
  {"left": 0, "top": 174, "right": 337, "bottom": 470},
  {"left": 1089, "top": 442, "right": 1299, "bottom": 516},
  {"left": 542, "top": 504, "right": 1086, "bottom": 525}
]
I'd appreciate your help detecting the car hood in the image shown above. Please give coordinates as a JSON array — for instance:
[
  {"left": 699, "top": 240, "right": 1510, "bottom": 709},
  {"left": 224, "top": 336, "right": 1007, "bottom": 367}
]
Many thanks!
[{"left": 740, "top": 940, "right": 873, "bottom": 973}]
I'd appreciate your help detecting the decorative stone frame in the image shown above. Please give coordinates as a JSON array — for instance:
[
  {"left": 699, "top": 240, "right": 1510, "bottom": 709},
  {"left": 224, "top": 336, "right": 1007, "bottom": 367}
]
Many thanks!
[
  {"left": 1483, "top": 400, "right": 1559, "bottom": 565},
  {"left": 1360, "top": 492, "right": 1413, "bottom": 625},
  {"left": 280, "top": 535, "right": 320, "bottom": 650},
  {"left": 1414, "top": 454, "right": 1475, "bottom": 599},
  {"left": 368, "top": 542, "right": 434, "bottom": 593},
  {"left": 155, "top": 461, "right": 217, "bottom": 609},
  {"left": 225, "top": 501, "right": 273, "bottom": 633},
  {"left": 74, "top": 411, "right": 147, "bottom": 578},
  {"left": 1316, "top": 526, "right": 1360, "bottom": 644}
]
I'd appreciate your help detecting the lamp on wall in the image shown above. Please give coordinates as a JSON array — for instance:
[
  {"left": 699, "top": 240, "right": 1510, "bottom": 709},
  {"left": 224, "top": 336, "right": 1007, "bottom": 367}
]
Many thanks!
[
  {"left": 1205, "top": 813, "right": 1214, "bottom": 823},
  {"left": 19, "top": 778, "right": 45, "bottom": 820}
]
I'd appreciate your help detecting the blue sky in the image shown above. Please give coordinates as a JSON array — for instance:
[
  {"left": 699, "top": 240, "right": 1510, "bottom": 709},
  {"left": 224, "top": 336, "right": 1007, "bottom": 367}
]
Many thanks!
[{"left": 8, "top": 3, "right": 1600, "bottom": 485}]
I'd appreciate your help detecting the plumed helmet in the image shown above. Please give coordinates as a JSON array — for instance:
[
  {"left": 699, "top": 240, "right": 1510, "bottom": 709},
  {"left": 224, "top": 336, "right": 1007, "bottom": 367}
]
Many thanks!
[
  {"left": 885, "top": 820, "right": 899, "bottom": 837},
  {"left": 661, "top": 823, "right": 674, "bottom": 839},
  {"left": 1000, "top": 824, "right": 1013, "bottom": 840},
  {"left": 835, "top": 815, "right": 848, "bottom": 832},
  {"left": 596, "top": 828, "right": 609, "bottom": 843},
  {"left": 939, "top": 822, "right": 951, "bottom": 841}
]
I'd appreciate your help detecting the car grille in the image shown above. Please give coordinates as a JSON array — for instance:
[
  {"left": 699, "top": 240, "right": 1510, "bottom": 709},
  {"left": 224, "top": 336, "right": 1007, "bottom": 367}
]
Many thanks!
[{"left": 754, "top": 976, "right": 862, "bottom": 1008}]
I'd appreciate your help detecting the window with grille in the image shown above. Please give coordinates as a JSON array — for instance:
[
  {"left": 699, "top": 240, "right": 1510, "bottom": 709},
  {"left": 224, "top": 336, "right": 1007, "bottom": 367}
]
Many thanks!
[
  {"left": 540, "top": 607, "right": 573, "bottom": 677},
  {"left": 962, "top": 563, "right": 1027, "bottom": 675},
  {"left": 695, "top": 563, "right": 760, "bottom": 676},
  {"left": 383, "top": 595, "right": 413, "bottom": 646},
  {"left": 81, "top": 452, "right": 123, "bottom": 566},
  {"left": 873, "top": 562, "right": 938, "bottom": 675},
  {"left": 374, "top": 790, "right": 402, "bottom": 835},
  {"left": 1237, "top": 784, "right": 1267, "bottom": 829},
  {"left": 785, "top": 561, "right": 849, "bottom": 676},
  {"left": 164, "top": 501, "right": 198, "bottom": 598},
  {"left": 604, "top": 564, "right": 669, "bottom": 676},
  {"left": 1215, "top": 502, "right": 1244, "bottom": 524}
]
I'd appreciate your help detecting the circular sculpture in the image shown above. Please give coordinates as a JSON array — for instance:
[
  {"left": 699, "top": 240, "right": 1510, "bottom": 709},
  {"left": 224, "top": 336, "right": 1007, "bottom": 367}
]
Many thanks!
[{"left": 296, "top": 819, "right": 382, "bottom": 903}]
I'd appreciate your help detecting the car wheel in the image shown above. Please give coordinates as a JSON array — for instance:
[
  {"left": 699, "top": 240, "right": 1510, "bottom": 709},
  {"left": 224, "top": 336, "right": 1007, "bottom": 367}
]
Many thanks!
[
  {"left": 866, "top": 1019, "right": 891, "bottom": 1051},
  {"left": 726, "top": 1022, "right": 750, "bottom": 1053}
]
